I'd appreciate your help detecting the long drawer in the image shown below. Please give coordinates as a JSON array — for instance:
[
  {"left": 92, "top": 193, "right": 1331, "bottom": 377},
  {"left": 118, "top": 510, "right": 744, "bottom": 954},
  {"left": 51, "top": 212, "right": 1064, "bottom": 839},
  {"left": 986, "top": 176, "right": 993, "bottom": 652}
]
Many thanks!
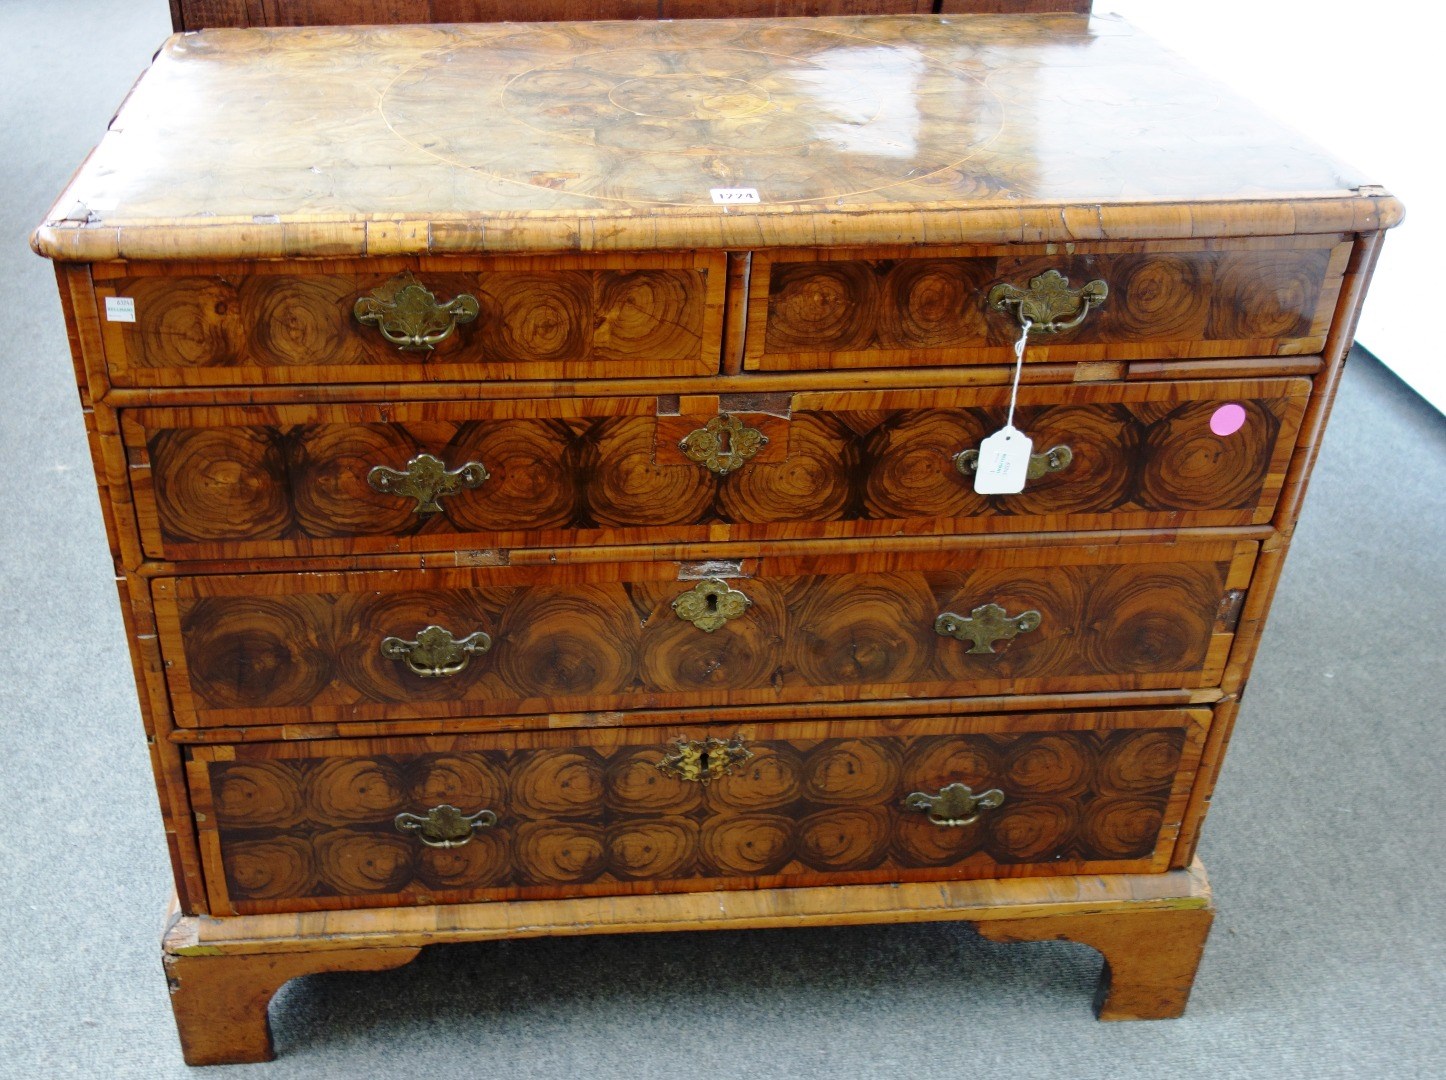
[
  {"left": 91, "top": 253, "right": 727, "bottom": 387},
  {"left": 747, "top": 237, "right": 1349, "bottom": 371},
  {"left": 152, "top": 539, "right": 1255, "bottom": 729},
  {"left": 188, "top": 708, "right": 1210, "bottom": 915},
  {"left": 125, "top": 379, "right": 1308, "bottom": 561}
]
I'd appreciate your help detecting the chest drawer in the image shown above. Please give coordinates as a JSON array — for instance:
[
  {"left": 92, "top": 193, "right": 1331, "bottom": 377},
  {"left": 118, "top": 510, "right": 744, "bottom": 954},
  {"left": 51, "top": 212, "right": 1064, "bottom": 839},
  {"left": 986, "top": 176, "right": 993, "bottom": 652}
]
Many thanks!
[
  {"left": 153, "top": 539, "right": 1254, "bottom": 730},
  {"left": 125, "top": 379, "right": 1307, "bottom": 561},
  {"left": 92, "top": 253, "right": 726, "bottom": 388},
  {"left": 747, "top": 237, "right": 1349, "bottom": 371},
  {"left": 188, "top": 707, "right": 1209, "bottom": 915}
]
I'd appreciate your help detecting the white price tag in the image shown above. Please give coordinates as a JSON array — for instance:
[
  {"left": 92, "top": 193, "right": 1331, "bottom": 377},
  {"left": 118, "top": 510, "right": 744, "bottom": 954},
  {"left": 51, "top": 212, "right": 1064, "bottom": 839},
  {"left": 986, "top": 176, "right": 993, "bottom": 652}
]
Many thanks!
[
  {"left": 710, "top": 187, "right": 760, "bottom": 204},
  {"left": 973, "top": 424, "right": 1034, "bottom": 494},
  {"left": 104, "top": 296, "right": 136, "bottom": 323}
]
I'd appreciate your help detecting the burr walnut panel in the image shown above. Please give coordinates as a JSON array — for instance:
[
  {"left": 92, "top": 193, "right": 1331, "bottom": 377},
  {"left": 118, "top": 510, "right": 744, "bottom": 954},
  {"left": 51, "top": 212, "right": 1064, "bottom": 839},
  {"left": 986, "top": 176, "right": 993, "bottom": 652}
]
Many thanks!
[
  {"left": 124, "top": 379, "right": 1307, "bottom": 561},
  {"left": 169, "top": 3, "right": 1102, "bottom": 35},
  {"left": 172, "top": 2, "right": 945, "bottom": 32},
  {"left": 92, "top": 254, "right": 725, "bottom": 388},
  {"left": 748, "top": 239, "right": 1349, "bottom": 370},
  {"left": 34, "top": 18, "right": 1399, "bottom": 264},
  {"left": 152, "top": 540, "right": 1254, "bottom": 729},
  {"left": 188, "top": 708, "right": 1207, "bottom": 914}
]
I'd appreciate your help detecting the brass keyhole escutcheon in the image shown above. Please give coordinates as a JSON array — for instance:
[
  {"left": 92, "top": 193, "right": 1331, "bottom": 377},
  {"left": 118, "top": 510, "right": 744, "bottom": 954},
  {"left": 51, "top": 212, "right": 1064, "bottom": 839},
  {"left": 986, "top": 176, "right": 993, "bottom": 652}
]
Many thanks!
[
  {"left": 679, "top": 414, "right": 768, "bottom": 476},
  {"left": 672, "top": 578, "right": 752, "bottom": 632},
  {"left": 655, "top": 735, "right": 752, "bottom": 784}
]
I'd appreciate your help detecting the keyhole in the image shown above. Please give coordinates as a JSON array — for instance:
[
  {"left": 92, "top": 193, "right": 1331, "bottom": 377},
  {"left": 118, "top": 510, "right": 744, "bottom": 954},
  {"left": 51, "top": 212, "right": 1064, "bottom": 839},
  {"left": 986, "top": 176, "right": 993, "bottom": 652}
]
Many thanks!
[
  {"left": 716, "top": 428, "right": 731, "bottom": 455},
  {"left": 698, "top": 750, "right": 711, "bottom": 771},
  {"left": 705, "top": 592, "right": 719, "bottom": 614}
]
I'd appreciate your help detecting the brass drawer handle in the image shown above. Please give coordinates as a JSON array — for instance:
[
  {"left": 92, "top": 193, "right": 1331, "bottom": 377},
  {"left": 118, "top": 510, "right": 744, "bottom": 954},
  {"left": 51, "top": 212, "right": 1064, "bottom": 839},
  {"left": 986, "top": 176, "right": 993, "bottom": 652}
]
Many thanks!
[
  {"left": 672, "top": 577, "right": 752, "bottom": 632},
  {"left": 954, "top": 443, "right": 1073, "bottom": 483},
  {"left": 381, "top": 624, "right": 493, "bottom": 677},
  {"left": 988, "top": 270, "right": 1108, "bottom": 334},
  {"left": 395, "top": 803, "right": 498, "bottom": 848},
  {"left": 935, "top": 603, "right": 1041, "bottom": 654},
  {"left": 354, "top": 270, "right": 481, "bottom": 351},
  {"left": 655, "top": 735, "right": 753, "bottom": 783},
  {"left": 367, "top": 452, "right": 490, "bottom": 515},
  {"left": 679, "top": 414, "right": 769, "bottom": 476},
  {"left": 903, "top": 782, "right": 1005, "bottom": 827}
]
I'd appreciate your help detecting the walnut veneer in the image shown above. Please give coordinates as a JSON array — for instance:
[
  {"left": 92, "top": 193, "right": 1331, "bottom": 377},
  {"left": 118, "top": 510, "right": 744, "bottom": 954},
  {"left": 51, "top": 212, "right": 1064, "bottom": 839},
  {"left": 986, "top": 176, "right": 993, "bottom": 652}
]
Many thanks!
[
  {"left": 127, "top": 380, "right": 1307, "bottom": 558},
  {"left": 168, "top": 1, "right": 1092, "bottom": 32},
  {"left": 194, "top": 712, "right": 1203, "bottom": 913},
  {"left": 35, "top": 6, "right": 1399, "bottom": 1066},
  {"left": 156, "top": 541, "right": 1252, "bottom": 728}
]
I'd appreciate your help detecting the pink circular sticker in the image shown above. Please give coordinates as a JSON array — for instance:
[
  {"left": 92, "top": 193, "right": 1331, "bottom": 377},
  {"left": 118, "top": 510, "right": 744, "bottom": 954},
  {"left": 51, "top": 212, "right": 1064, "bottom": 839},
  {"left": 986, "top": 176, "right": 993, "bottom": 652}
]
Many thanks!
[{"left": 1210, "top": 403, "right": 1247, "bottom": 437}]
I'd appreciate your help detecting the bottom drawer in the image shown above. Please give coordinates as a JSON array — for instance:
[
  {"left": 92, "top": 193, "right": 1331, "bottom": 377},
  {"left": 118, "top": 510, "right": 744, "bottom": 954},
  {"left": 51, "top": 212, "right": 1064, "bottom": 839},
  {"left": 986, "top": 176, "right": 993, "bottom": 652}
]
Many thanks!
[{"left": 189, "top": 708, "right": 1210, "bottom": 916}]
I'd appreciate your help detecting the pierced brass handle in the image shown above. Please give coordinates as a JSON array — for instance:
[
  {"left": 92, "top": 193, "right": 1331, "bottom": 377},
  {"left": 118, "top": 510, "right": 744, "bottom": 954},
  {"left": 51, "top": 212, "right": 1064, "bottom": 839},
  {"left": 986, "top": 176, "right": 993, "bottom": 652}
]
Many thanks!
[
  {"left": 395, "top": 804, "right": 498, "bottom": 848},
  {"left": 954, "top": 443, "right": 1073, "bottom": 483},
  {"left": 935, "top": 603, "right": 1041, "bottom": 654},
  {"left": 672, "top": 578, "right": 752, "bottom": 632},
  {"left": 679, "top": 414, "right": 769, "bottom": 476},
  {"left": 903, "top": 783, "right": 1005, "bottom": 827},
  {"left": 988, "top": 270, "right": 1108, "bottom": 334},
  {"left": 354, "top": 270, "right": 481, "bottom": 351},
  {"left": 381, "top": 625, "right": 493, "bottom": 678},
  {"left": 367, "top": 452, "right": 489, "bottom": 514},
  {"left": 655, "top": 735, "right": 753, "bottom": 784}
]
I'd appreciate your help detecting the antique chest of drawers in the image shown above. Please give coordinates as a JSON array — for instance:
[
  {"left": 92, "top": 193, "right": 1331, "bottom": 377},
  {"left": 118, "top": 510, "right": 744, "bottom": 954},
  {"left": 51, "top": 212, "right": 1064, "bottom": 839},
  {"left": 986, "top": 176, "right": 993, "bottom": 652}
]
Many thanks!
[{"left": 34, "top": 7, "right": 1400, "bottom": 1066}]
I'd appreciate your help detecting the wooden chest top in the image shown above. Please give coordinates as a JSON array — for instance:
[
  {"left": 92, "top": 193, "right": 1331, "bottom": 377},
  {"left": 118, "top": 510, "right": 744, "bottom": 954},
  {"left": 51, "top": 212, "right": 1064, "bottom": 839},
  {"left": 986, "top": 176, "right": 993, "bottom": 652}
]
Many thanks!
[{"left": 33, "top": 13, "right": 1399, "bottom": 262}]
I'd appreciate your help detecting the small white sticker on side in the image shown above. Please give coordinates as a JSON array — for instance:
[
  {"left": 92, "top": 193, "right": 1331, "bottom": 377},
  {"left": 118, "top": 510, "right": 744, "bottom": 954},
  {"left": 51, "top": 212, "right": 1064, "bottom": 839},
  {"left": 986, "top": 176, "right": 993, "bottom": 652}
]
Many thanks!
[
  {"left": 105, "top": 296, "right": 136, "bottom": 323},
  {"left": 973, "top": 424, "right": 1034, "bottom": 495},
  {"left": 710, "top": 187, "right": 760, "bottom": 204}
]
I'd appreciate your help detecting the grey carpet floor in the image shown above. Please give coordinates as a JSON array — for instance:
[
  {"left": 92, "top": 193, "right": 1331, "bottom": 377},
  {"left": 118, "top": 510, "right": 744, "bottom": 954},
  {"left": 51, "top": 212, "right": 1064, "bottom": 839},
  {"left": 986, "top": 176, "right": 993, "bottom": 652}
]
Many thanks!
[{"left": 1, "top": 2, "right": 1442, "bottom": 1077}]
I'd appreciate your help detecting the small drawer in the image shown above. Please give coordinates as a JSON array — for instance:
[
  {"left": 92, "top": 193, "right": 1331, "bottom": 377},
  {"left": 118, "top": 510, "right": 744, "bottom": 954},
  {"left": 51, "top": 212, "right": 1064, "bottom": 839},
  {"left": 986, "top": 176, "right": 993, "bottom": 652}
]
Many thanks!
[
  {"left": 92, "top": 253, "right": 726, "bottom": 387},
  {"left": 188, "top": 707, "right": 1210, "bottom": 915},
  {"left": 746, "top": 237, "right": 1349, "bottom": 371},
  {"left": 124, "top": 378, "right": 1308, "bottom": 561},
  {"left": 152, "top": 538, "right": 1255, "bottom": 730}
]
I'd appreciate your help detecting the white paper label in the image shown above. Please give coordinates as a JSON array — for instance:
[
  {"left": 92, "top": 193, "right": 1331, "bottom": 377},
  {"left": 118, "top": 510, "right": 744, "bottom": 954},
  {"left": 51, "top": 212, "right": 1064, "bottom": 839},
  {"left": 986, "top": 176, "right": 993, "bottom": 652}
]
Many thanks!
[
  {"left": 104, "top": 296, "right": 136, "bottom": 323},
  {"left": 973, "top": 425, "right": 1034, "bottom": 494},
  {"left": 710, "top": 187, "right": 760, "bottom": 204}
]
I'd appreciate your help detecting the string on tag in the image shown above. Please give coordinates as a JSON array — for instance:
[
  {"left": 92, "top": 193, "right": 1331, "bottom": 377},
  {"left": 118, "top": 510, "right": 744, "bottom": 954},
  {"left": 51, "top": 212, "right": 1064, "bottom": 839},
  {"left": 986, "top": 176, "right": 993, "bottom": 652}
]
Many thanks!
[
  {"left": 972, "top": 319, "right": 1036, "bottom": 495},
  {"left": 1006, "top": 318, "right": 1031, "bottom": 430}
]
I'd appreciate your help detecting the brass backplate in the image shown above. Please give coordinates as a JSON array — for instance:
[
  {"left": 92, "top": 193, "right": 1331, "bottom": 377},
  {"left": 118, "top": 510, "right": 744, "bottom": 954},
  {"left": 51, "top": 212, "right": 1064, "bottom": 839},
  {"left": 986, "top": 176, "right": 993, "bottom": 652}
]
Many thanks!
[
  {"left": 902, "top": 783, "right": 1005, "bottom": 827},
  {"left": 394, "top": 803, "right": 498, "bottom": 848},
  {"left": 367, "top": 452, "right": 489, "bottom": 514},
  {"left": 988, "top": 270, "right": 1108, "bottom": 334},
  {"left": 934, "top": 603, "right": 1042, "bottom": 654},
  {"left": 955, "top": 443, "right": 1073, "bottom": 483},
  {"left": 353, "top": 270, "right": 481, "bottom": 351},
  {"left": 380, "top": 624, "right": 493, "bottom": 677}
]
